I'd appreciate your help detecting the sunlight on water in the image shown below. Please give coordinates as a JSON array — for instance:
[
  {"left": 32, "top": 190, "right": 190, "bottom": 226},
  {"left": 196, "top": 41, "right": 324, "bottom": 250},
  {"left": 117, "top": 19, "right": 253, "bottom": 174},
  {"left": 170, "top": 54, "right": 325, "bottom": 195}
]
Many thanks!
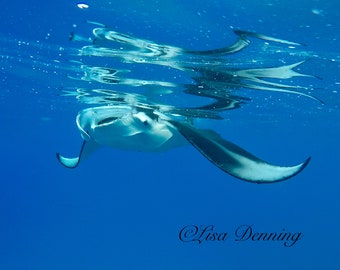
[{"left": 77, "top": 3, "right": 89, "bottom": 9}]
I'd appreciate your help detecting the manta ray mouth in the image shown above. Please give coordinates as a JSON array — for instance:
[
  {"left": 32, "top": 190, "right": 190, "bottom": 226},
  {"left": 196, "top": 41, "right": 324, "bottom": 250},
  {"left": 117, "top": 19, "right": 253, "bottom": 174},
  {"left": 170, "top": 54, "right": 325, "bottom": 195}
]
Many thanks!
[{"left": 97, "top": 116, "right": 119, "bottom": 126}]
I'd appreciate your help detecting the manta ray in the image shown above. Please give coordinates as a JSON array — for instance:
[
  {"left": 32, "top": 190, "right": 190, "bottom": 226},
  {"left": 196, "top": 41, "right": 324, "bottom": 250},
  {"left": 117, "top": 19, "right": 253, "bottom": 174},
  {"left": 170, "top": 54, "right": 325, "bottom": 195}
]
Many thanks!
[{"left": 57, "top": 105, "right": 310, "bottom": 183}]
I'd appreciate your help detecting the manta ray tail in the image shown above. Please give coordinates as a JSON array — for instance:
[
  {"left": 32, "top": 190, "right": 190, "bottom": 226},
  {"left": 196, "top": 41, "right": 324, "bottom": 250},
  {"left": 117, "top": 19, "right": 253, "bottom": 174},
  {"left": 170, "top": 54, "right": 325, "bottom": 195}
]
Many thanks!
[{"left": 170, "top": 121, "right": 310, "bottom": 183}]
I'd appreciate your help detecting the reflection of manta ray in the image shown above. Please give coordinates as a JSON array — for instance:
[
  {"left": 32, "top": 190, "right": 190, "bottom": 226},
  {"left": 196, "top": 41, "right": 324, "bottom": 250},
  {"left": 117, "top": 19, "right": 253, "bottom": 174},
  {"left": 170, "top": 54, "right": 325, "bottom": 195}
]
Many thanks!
[
  {"left": 57, "top": 105, "right": 310, "bottom": 183},
  {"left": 73, "top": 26, "right": 322, "bottom": 104}
]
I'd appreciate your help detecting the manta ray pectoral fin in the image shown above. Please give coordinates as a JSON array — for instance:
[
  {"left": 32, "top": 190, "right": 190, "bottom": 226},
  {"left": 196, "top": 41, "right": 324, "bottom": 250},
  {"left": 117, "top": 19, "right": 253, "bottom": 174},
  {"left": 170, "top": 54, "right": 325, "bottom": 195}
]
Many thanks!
[
  {"left": 185, "top": 30, "right": 302, "bottom": 56},
  {"left": 170, "top": 121, "right": 310, "bottom": 183},
  {"left": 233, "top": 30, "right": 303, "bottom": 46},
  {"left": 185, "top": 37, "right": 250, "bottom": 56},
  {"left": 56, "top": 154, "right": 81, "bottom": 168},
  {"left": 57, "top": 140, "right": 100, "bottom": 168}
]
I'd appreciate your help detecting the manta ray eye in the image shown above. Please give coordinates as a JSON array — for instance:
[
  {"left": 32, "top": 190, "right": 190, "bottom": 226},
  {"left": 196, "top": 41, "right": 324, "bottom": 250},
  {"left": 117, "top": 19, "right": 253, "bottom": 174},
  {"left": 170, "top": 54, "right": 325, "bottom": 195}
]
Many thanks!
[{"left": 97, "top": 117, "right": 118, "bottom": 126}]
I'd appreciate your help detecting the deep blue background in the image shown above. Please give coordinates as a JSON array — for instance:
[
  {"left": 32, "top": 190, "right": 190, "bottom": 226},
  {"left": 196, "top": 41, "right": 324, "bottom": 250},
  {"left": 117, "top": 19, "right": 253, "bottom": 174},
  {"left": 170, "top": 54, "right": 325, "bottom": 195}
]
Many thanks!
[{"left": 0, "top": 1, "right": 339, "bottom": 269}]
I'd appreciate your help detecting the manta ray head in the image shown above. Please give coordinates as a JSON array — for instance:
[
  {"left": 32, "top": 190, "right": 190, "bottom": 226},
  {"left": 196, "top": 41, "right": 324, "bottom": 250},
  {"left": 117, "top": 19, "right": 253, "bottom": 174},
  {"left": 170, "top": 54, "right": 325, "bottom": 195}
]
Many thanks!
[{"left": 76, "top": 105, "right": 185, "bottom": 151}]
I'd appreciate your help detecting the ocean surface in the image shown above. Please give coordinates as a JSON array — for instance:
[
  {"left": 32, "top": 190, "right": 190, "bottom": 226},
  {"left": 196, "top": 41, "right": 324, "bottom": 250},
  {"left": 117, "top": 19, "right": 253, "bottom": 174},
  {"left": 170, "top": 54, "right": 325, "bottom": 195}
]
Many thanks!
[{"left": 0, "top": 0, "right": 339, "bottom": 269}]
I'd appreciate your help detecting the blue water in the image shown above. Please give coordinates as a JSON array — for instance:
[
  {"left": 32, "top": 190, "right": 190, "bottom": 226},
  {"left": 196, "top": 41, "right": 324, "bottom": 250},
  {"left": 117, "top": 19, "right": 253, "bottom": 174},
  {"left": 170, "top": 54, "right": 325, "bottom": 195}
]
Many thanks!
[{"left": 1, "top": 1, "right": 339, "bottom": 269}]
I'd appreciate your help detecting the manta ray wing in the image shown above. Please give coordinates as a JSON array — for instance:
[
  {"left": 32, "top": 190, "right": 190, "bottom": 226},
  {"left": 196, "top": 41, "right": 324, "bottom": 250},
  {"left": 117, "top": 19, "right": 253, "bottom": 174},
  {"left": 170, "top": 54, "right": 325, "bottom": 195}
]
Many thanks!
[
  {"left": 56, "top": 140, "right": 99, "bottom": 168},
  {"left": 184, "top": 30, "right": 302, "bottom": 56},
  {"left": 170, "top": 121, "right": 310, "bottom": 183},
  {"left": 185, "top": 37, "right": 250, "bottom": 55}
]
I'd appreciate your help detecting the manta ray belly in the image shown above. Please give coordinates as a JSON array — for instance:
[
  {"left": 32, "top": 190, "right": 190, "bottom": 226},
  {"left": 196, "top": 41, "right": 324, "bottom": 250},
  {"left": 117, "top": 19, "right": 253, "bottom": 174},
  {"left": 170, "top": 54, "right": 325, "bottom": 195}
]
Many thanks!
[
  {"left": 77, "top": 107, "right": 186, "bottom": 152},
  {"left": 92, "top": 121, "right": 182, "bottom": 151}
]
